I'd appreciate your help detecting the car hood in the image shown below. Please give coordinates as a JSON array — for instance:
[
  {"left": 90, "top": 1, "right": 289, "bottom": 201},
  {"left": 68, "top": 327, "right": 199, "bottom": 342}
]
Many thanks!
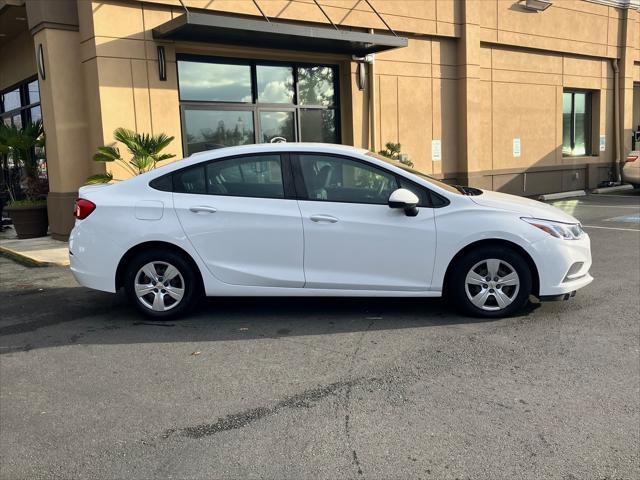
[{"left": 469, "top": 190, "right": 579, "bottom": 223}]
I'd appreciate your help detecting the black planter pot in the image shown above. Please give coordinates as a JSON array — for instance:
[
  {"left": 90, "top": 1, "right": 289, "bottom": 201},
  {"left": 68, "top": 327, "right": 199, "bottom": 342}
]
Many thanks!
[{"left": 6, "top": 203, "right": 48, "bottom": 239}]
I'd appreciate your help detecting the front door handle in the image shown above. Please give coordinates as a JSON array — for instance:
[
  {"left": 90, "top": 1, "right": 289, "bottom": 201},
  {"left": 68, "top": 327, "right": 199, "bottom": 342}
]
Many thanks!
[
  {"left": 310, "top": 214, "right": 338, "bottom": 223},
  {"left": 189, "top": 206, "right": 217, "bottom": 214}
]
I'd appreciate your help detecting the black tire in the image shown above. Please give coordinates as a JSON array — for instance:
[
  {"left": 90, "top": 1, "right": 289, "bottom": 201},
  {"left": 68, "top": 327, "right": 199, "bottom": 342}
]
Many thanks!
[
  {"left": 449, "top": 246, "right": 532, "bottom": 318},
  {"left": 123, "top": 249, "right": 201, "bottom": 319}
]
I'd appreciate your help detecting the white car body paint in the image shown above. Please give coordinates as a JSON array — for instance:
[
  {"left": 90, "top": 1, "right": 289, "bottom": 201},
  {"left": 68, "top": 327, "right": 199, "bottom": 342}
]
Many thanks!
[{"left": 69, "top": 143, "right": 593, "bottom": 300}]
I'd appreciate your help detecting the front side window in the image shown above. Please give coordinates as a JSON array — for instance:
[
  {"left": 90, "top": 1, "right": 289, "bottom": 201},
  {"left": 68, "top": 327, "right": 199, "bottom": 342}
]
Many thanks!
[
  {"left": 298, "top": 154, "right": 397, "bottom": 205},
  {"left": 563, "top": 91, "right": 592, "bottom": 156},
  {"left": 177, "top": 56, "right": 340, "bottom": 155}
]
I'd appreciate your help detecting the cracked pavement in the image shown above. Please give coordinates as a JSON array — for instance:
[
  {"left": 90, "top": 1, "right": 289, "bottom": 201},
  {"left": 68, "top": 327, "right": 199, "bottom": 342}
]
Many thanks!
[{"left": 1, "top": 191, "right": 639, "bottom": 479}]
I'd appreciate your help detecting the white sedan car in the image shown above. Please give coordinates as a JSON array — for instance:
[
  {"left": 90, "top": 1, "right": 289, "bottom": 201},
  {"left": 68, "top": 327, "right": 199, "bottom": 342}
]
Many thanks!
[{"left": 69, "top": 143, "right": 593, "bottom": 319}]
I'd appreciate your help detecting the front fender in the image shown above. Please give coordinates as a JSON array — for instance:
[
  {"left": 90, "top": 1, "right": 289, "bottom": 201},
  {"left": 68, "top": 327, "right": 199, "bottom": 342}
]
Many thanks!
[{"left": 431, "top": 207, "right": 538, "bottom": 291}]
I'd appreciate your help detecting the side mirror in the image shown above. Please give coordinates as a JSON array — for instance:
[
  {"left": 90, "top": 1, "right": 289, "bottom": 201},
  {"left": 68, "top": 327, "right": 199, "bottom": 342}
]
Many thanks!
[{"left": 388, "top": 188, "right": 419, "bottom": 217}]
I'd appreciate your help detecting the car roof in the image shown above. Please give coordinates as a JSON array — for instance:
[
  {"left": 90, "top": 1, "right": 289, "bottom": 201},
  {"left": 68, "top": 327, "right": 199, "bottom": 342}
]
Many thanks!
[{"left": 188, "top": 143, "right": 368, "bottom": 159}]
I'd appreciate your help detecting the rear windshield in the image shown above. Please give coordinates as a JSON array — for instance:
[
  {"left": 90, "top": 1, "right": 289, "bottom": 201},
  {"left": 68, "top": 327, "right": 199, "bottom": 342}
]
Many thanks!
[{"left": 366, "top": 152, "right": 461, "bottom": 195}]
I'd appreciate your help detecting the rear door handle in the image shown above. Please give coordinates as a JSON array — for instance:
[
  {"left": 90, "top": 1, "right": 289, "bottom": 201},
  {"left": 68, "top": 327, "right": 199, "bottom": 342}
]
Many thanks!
[
  {"left": 310, "top": 214, "right": 338, "bottom": 223},
  {"left": 189, "top": 206, "right": 217, "bottom": 214}
]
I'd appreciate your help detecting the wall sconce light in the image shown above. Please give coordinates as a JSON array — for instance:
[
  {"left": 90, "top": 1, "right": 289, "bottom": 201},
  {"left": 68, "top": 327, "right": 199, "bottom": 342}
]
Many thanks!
[
  {"left": 157, "top": 46, "right": 166, "bottom": 81},
  {"left": 37, "top": 44, "right": 45, "bottom": 80},
  {"left": 356, "top": 62, "right": 366, "bottom": 91},
  {"left": 522, "top": 0, "right": 552, "bottom": 12}
]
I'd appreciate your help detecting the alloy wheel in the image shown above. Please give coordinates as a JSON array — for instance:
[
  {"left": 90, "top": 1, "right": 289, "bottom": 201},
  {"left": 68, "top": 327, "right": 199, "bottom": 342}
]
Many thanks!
[
  {"left": 464, "top": 258, "right": 520, "bottom": 311},
  {"left": 134, "top": 261, "right": 185, "bottom": 312}
]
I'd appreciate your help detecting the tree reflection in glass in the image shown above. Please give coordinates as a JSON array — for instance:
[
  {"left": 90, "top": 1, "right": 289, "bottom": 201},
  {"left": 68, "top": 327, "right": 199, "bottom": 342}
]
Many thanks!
[
  {"left": 184, "top": 109, "right": 255, "bottom": 154},
  {"left": 297, "top": 67, "right": 335, "bottom": 107}
]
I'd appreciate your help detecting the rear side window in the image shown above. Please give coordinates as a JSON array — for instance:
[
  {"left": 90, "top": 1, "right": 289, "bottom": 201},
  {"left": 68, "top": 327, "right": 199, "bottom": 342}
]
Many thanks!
[
  {"left": 165, "top": 154, "right": 285, "bottom": 198},
  {"left": 149, "top": 174, "right": 172, "bottom": 192},
  {"left": 206, "top": 154, "right": 284, "bottom": 199},
  {"left": 174, "top": 165, "right": 206, "bottom": 194}
]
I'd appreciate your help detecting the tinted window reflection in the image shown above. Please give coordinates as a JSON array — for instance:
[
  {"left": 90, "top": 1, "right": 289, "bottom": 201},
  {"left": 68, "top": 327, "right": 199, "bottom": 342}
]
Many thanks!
[
  {"left": 297, "top": 67, "right": 335, "bottom": 107},
  {"left": 299, "top": 154, "right": 396, "bottom": 204},
  {"left": 562, "top": 93, "right": 572, "bottom": 156},
  {"left": 206, "top": 155, "right": 284, "bottom": 198},
  {"left": 259, "top": 111, "right": 295, "bottom": 143},
  {"left": 257, "top": 66, "right": 294, "bottom": 103},
  {"left": 178, "top": 61, "right": 252, "bottom": 102},
  {"left": 573, "top": 93, "right": 588, "bottom": 156},
  {"left": 299, "top": 109, "right": 336, "bottom": 143},
  {"left": 184, "top": 109, "right": 255, "bottom": 155}
]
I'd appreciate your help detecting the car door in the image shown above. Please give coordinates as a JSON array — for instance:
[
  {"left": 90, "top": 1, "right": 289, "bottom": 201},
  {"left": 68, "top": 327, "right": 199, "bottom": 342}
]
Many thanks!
[
  {"left": 172, "top": 153, "right": 305, "bottom": 288},
  {"left": 293, "top": 153, "right": 437, "bottom": 291}
]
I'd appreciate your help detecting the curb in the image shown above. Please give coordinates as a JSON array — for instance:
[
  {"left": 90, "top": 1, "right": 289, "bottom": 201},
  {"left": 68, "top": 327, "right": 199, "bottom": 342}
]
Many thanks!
[
  {"left": 538, "top": 190, "right": 586, "bottom": 201},
  {"left": 591, "top": 184, "right": 634, "bottom": 194},
  {"left": 0, "top": 246, "right": 65, "bottom": 268}
]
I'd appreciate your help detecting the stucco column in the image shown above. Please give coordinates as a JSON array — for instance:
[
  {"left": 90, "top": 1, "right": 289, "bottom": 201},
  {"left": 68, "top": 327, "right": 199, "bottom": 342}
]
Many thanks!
[
  {"left": 27, "top": 0, "right": 90, "bottom": 240},
  {"left": 456, "top": 0, "right": 483, "bottom": 188},
  {"left": 618, "top": 8, "right": 638, "bottom": 167}
]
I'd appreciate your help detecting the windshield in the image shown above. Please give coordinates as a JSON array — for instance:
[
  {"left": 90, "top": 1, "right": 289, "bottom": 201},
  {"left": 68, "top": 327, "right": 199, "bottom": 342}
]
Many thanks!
[{"left": 366, "top": 151, "right": 461, "bottom": 195}]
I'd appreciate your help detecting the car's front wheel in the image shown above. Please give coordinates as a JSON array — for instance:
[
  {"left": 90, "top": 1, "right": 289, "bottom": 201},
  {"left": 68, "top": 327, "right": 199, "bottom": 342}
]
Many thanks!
[
  {"left": 450, "top": 246, "right": 532, "bottom": 318},
  {"left": 124, "top": 250, "right": 200, "bottom": 319}
]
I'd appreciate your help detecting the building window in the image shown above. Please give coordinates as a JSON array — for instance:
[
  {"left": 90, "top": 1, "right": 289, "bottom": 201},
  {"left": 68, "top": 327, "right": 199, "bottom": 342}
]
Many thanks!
[
  {"left": 0, "top": 78, "right": 41, "bottom": 128},
  {"left": 562, "top": 91, "right": 592, "bottom": 157},
  {"left": 1, "top": 77, "right": 46, "bottom": 199},
  {"left": 177, "top": 56, "right": 339, "bottom": 156}
]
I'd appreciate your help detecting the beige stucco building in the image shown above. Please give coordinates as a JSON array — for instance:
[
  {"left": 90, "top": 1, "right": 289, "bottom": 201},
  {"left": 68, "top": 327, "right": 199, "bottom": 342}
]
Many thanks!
[{"left": 1, "top": 0, "right": 639, "bottom": 240}]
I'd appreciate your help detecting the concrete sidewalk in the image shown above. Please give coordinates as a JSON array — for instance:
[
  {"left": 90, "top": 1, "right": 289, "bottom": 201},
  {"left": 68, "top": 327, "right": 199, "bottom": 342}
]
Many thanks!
[{"left": 0, "top": 227, "right": 69, "bottom": 267}]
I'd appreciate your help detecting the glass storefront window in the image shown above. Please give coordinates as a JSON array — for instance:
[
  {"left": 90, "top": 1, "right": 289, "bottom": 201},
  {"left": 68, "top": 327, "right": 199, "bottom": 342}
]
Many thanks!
[
  {"left": 297, "top": 66, "right": 335, "bottom": 107},
  {"left": 257, "top": 66, "right": 294, "bottom": 104},
  {"left": 259, "top": 111, "right": 295, "bottom": 143},
  {"left": 562, "top": 90, "right": 592, "bottom": 157},
  {"left": 1, "top": 89, "right": 21, "bottom": 112},
  {"left": 27, "top": 80, "right": 40, "bottom": 104},
  {"left": 30, "top": 105, "right": 42, "bottom": 123},
  {"left": 299, "top": 109, "right": 336, "bottom": 143},
  {"left": 1, "top": 78, "right": 41, "bottom": 125},
  {"left": 177, "top": 60, "right": 252, "bottom": 102},
  {"left": 183, "top": 109, "right": 255, "bottom": 155},
  {"left": 562, "top": 93, "right": 572, "bottom": 156},
  {"left": 177, "top": 57, "right": 339, "bottom": 154}
]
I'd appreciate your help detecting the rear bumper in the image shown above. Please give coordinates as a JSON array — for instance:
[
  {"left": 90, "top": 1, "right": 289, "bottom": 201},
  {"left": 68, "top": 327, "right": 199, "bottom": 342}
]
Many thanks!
[
  {"left": 622, "top": 162, "right": 640, "bottom": 185},
  {"left": 69, "top": 223, "right": 118, "bottom": 293}
]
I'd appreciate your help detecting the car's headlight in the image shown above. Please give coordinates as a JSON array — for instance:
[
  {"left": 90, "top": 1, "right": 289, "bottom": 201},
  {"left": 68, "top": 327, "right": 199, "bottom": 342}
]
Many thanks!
[{"left": 521, "top": 217, "right": 584, "bottom": 240}]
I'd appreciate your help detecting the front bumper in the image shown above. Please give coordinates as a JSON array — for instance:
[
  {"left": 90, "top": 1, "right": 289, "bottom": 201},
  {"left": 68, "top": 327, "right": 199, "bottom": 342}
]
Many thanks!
[{"left": 530, "top": 232, "right": 593, "bottom": 297}]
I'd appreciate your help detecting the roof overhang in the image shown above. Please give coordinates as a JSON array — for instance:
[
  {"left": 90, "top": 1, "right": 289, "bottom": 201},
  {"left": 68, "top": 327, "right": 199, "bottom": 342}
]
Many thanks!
[{"left": 152, "top": 12, "right": 407, "bottom": 56}]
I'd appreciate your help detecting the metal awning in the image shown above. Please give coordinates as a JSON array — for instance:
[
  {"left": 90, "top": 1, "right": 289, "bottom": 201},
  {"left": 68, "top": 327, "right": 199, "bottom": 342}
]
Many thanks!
[{"left": 152, "top": 12, "right": 407, "bottom": 56}]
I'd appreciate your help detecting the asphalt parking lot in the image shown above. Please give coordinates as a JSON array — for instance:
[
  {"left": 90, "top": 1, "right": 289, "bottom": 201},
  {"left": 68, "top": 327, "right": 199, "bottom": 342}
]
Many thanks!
[{"left": 1, "top": 190, "right": 638, "bottom": 480}]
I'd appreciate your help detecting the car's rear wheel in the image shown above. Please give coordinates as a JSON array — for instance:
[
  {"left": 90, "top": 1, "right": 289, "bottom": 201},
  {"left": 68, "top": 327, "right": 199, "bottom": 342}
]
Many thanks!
[
  {"left": 124, "top": 250, "right": 200, "bottom": 319},
  {"left": 450, "top": 246, "right": 532, "bottom": 318}
]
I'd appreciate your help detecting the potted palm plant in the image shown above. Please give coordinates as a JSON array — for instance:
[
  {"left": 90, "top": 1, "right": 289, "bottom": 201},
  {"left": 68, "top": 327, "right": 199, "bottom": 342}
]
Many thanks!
[
  {"left": 87, "top": 128, "right": 175, "bottom": 184},
  {"left": 0, "top": 120, "right": 49, "bottom": 239}
]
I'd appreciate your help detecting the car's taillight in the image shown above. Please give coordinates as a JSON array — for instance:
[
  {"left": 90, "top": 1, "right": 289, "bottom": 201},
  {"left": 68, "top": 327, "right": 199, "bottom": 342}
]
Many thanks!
[
  {"left": 626, "top": 155, "right": 638, "bottom": 163},
  {"left": 74, "top": 199, "right": 96, "bottom": 219}
]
